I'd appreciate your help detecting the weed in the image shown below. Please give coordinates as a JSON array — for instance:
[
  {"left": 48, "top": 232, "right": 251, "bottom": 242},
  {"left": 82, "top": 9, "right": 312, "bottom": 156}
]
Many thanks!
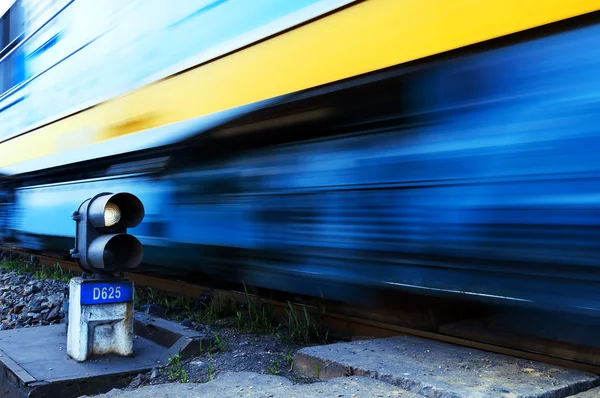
[
  {"left": 0, "top": 259, "right": 77, "bottom": 282},
  {"left": 134, "top": 287, "right": 152, "bottom": 308},
  {"left": 314, "top": 363, "right": 320, "bottom": 378},
  {"left": 208, "top": 361, "right": 214, "bottom": 381},
  {"left": 234, "top": 285, "right": 277, "bottom": 334},
  {"left": 236, "top": 311, "right": 243, "bottom": 329},
  {"left": 134, "top": 287, "right": 186, "bottom": 316},
  {"left": 167, "top": 350, "right": 181, "bottom": 365},
  {"left": 47, "top": 263, "right": 74, "bottom": 282},
  {"left": 284, "top": 302, "right": 322, "bottom": 344},
  {"left": 160, "top": 295, "right": 188, "bottom": 317},
  {"left": 167, "top": 350, "right": 188, "bottom": 383},
  {"left": 214, "top": 331, "right": 227, "bottom": 352},
  {"left": 135, "top": 287, "right": 236, "bottom": 326},
  {"left": 179, "top": 369, "right": 189, "bottom": 383},
  {"left": 5, "top": 258, "right": 27, "bottom": 274},
  {"left": 191, "top": 296, "right": 234, "bottom": 324},
  {"left": 267, "top": 359, "right": 280, "bottom": 375},
  {"left": 284, "top": 349, "right": 294, "bottom": 371},
  {"left": 207, "top": 297, "right": 228, "bottom": 320}
]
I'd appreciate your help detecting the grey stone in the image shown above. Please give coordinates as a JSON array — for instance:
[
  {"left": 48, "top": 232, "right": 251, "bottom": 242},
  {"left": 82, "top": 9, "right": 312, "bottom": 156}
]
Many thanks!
[
  {"left": 28, "top": 297, "right": 44, "bottom": 313},
  {"left": 24, "top": 284, "right": 39, "bottom": 295},
  {"left": 46, "top": 294, "right": 63, "bottom": 308},
  {"left": 46, "top": 306, "right": 59, "bottom": 321},
  {"left": 128, "top": 373, "right": 144, "bottom": 388},
  {"left": 181, "top": 318, "right": 193, "bottom": 328},
  {"left": 88, "top": 371, "right": 416, "bottom": 398},
  {"left": 294, "top": 336, "right": 600, "bottom": 398}
]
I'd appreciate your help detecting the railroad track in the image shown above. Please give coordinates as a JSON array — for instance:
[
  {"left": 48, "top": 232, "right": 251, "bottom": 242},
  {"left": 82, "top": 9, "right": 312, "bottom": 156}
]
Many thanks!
[{"left": 6, "top": 248, "right": 600, "bottom": 375}]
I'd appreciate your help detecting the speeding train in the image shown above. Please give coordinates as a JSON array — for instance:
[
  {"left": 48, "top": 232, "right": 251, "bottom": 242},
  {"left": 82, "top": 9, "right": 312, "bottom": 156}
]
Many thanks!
[{"left": 0, "top": 0, "right": 600, "bottom": 314}]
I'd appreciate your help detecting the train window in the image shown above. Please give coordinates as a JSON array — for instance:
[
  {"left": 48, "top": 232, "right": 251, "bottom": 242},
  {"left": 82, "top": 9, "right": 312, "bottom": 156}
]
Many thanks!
[{"left": 0, "top": 0, "right": 25, "bottom": 95}]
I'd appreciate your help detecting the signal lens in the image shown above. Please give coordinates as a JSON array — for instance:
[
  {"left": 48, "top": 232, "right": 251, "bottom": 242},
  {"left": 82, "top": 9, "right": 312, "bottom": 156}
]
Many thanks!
[{"left": 104, "top": 202, "right": 121, "bottom": 227}]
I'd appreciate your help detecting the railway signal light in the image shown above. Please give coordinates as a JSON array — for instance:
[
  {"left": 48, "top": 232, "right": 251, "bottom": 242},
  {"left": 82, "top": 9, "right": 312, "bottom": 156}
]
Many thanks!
[{"left": 71, "top": 192, "right": 145, "bottom": 274}]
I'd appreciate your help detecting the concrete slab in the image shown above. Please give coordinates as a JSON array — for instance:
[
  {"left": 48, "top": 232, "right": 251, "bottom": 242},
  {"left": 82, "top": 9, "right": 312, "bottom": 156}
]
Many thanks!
[
  {"left": 88, "top": 371, "right": 421, "bottom": 397},
  {"left": 0, "top": 314, "right": 214, "bottom": 398},
  {"left": 294, "top": 336, "right": 600, "bottom": 398},
  {"left": 133, "top": 313, "right": 212, "bottom": 358},
  {"left": 568, "top": 387, "right": 600, "bottom": 397}
]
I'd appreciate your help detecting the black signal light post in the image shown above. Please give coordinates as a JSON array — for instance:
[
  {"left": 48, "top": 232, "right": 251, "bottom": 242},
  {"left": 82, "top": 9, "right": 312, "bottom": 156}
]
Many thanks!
[
  {"left": 67, "top": 192, "right": 144, "bottom": 361},
  {"left": 70, "top": 192, "right": 145, "bottom": 274}
]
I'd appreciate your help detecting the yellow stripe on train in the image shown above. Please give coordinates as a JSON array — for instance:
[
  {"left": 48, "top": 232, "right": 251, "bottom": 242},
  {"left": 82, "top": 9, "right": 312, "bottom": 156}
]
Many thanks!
[{"left": 1, "top": 0, "right": 598, "bottom": 168}]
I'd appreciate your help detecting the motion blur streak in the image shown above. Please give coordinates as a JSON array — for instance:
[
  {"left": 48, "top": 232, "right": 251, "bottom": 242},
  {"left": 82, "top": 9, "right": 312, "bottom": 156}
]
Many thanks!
[
  {"left": 0, "top": 1, "right": 600, "bottom": 317},
  {"left": 383, "top": 283, "right": 532, "bottom": 303},
  {"left": 0, "top": 0, "right": 596, "bottom": 168}
]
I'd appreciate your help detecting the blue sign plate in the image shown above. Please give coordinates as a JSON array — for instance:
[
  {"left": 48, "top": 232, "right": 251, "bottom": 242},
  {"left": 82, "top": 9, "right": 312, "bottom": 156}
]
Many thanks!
[{"left": 80, "top": 281, "right": 133, "bottom": 305}]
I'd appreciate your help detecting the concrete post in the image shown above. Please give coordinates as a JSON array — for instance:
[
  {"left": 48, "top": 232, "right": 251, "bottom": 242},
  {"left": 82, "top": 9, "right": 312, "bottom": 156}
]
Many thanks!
[{"left": 67, "top": 277, "right": 134, "bottom": 362}]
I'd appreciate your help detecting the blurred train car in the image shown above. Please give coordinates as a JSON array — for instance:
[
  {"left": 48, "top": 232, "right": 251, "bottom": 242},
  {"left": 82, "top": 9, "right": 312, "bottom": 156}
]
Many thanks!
[{"left": 0, "top": 0, "right": 600, "bottom": 313}]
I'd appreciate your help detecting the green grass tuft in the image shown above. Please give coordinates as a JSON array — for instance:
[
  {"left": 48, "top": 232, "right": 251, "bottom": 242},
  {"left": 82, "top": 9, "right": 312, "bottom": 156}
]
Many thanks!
[
  {"left": 283, "top": 301, "right": 328, "bottom": 344},
  {"left": 0, "top": 258, "right": 77, "bottom": 283},
  {"left": 234, "top": 286, "right": 278, "bottom": 334},
  {"left": 167, "top": 350, "right": 188, "bottom": 383},
  {"left": 207, "top": 361, "right": 214, "bottom": 381},
  {"left": 267, "top": 359, "right": 280, "bottom": 375},
  {"left": 134, "top": 287, "right": 236, "bottom": 324}
]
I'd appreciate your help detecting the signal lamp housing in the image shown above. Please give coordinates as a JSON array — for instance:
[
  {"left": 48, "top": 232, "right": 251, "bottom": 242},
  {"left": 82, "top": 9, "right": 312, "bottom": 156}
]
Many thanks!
[{"left": 71, "top": 192, "right": 145, "bottom": 274}]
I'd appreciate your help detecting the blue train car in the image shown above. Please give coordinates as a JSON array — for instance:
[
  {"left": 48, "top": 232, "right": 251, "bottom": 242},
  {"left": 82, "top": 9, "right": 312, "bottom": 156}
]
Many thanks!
[{"left": 1, "top": 0, "right": 600, "bottom": 314}]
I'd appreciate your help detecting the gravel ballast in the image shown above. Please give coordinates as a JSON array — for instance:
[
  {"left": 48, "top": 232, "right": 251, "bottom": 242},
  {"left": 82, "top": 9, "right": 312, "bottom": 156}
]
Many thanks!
[{"left": 0, "top": 270, "right": 67, "bottom": 330}]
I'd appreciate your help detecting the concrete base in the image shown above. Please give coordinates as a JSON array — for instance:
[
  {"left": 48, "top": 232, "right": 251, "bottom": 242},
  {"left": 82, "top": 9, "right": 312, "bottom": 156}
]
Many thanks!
[
  {"left": 88, "top": 371, "right": 422, "bottom": 398},
  {"left": 294, "top": 336, "right": 600, "bottom": 398},
  {"left": 0, "top": 314, "right": 214, "bottom": 398},
  {"left": 67, "top": 278, "right": 134, "bottom": 362}
]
